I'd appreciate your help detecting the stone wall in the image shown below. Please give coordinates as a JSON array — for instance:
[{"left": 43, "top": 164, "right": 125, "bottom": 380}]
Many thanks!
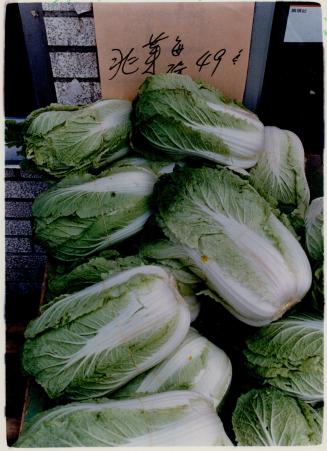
[
  {"left": 5, "top": 168, "right": 48, "bottom": 324},
  {"left": 42, "top": 2, "right": 101, "bottom": 105}
]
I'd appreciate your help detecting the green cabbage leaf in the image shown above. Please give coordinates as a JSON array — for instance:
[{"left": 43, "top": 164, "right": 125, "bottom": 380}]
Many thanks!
[
  {"left": 15, "top": 391, "right": 232, "bottom": 447},
  {"left": 32, "top": 163, "right": 157, "bottom": 261},
  {"left": 232, "top": 388, "right": 322, "bottom": 445},
  {"left": 23, "top": 266, "right": 190, "bottom": 400},
  {"left": 305, "top": 197, "right": 324, "bottom": 261},
  {"left": 155, "top": 166, "right": 312, "bottom": 326},
  {"left": 249, "top": 126, "right": 310, "bottom": 221},
  {"left": 114, "top": 327, "right": 232, "bottom": 409},
  {"left": 22, "top": 100, "right": 132, "bottom": 177},
  {"left": 244, "top": 313, "right": 323, "bottom": 402},
  {"left": 133, "top": 74, "right": 264, "bottom": 169}
]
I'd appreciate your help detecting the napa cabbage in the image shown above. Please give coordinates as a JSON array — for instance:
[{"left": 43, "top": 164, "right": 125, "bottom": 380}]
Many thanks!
[
  {"left": 155, "top": 166, "right": 312, "bottom": 326},
  {"left": 15, "top": 391, "right": 233, "bottom": 447},
  {"left": 244, "top": 313, "right": 323, "bottom": 402},
  {"left": 21, "top": 100, "right": 132, "bottom": 177},
  {"left": 114, "top": 328, "right": 232, "bottom": 409},
  {"left": 32, "top": 163, "right": 157, "bottom": 261},
  {"left": 133, "top": 73, "right": 264, "bottom": 169},
  {"left": 232, "top": 387, "right": 322, "bottom": 445},
  {"left": 23, "top": 266, "right": 190, "bottom": 400},
  {"left": 249, "top": 126, "right": 310, "bottom": 221},
  {"left": 305, "top": 196, "right": 324, "bottom": 261}
]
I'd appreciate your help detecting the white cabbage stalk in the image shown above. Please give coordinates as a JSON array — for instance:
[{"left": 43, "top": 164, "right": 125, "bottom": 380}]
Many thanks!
[
  {"left": 114, "top": 328, "right": 232, "bottom": 409},
  {"left": 133, "top": 73, "right": 264, "bottom": 169},
  {"left": 139, "top": 239, "right": 203, "bottom": 321},
  {"left": 249, "top": 126, "right": 310, "bottom": 218},
  {"left": 156, "top": 166, "right": 312, "bottom": 326},
  {"left": 23, "top": 266, "right": 190, "bottom": 400},
  {"left": 184, "top": 294, "right": 200, "bottom": 322},
  {"left": 15, "top": 391, "right": 233, "bottom": 447},
  {"left": 305, "top": 197, "right": 324, "bottom": 260}
]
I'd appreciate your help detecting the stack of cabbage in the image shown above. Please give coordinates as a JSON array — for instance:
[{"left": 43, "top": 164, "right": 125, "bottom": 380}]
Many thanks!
[{"left": 12, "top": 74, "right": 323, "bottom": 447}]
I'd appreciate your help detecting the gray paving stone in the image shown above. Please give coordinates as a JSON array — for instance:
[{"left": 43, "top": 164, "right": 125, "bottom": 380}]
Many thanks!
[
  {"left": 6, "top": 255, "right": 47, "bottom": 270},
  {"left": 45, "top": 17, "right": 95, "bottom": 46},
  {"left": 55, "top": 80, "right": 101, "bottom": 104},
  {"left": 5, "top": 181, "right": 48, "bottom": 199},
  {"left": 6, "top": 238, "right": 33, "bottom": 254},
  {"left": 5, "top": 220, "right": 32, "bottom": 236},
  {"left": 5, "top": 168, "right": 20, "bottom": 179},
  {"left": 50, "top": 52, "right": 98, "bottom": 78},
  {"left": 5, "top": 202, "right": 33, "bottom": 219},
  {"left": 42, "top": 2, "right": 76, "bottom": 12}
]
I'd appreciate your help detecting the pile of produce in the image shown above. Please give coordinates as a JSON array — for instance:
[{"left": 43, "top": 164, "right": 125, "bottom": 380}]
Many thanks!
[{"left": 8, "top": 74, "right": 323, "bottom": 447}]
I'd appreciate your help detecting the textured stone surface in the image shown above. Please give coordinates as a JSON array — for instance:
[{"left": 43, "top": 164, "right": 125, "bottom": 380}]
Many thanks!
[
  {"left": 5, "top": 220, "right": 32, "bottom": 236},
  {"left": 44, "top": 17, "right": 96, "bottom": 46},
  {"left": 20, "top": 170, "right": 45, "bottom": 179},
  {"left": 5, "top": 168, "right": 17, "bottom": 179},
  {"left": 73, "top": 2, "right": 92, "bottom": 15},
  {"left": 6, "top": 238, "right": 33, "bottom": 254},
  {"left": 5, "top": 168, "right": 44, "bottom": 180},
  {"left": 50, "top": 51, "right": 98, "bottom": 78},
  {"left": 5, "top": 181, "right": 48, "bottom": 199},
  {"left": 42, "top": 2, "right": 92, "bottom": 13},
  {"left": 55, "top": 79, "right": 101, "bottom": 104},
  {"left": 5, "top": 202, "right": 33, "bottom": 219},
  {"left": 6, "top": 255, "right": 47, "bottom": 271},
  {"left": 42, "top": 2, "right": 76, "bottom": 12}
]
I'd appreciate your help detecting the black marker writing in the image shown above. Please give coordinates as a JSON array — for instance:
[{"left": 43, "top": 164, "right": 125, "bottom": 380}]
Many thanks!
[
  {"left": 171, "top": 36, "right": 184, "bottom": 57},
  {"left": 167, "top": 61, "right": 187, "bottom": 74},
  {"left": 212, "top": 48, "right": 226, "bottom": 76},
  {"left": 232, "top": 49, "right": 243, "bottom": 65},
  {"left": 142, "top": 32, "right": 169, "bottom": 75},
  {"left": 108, "top": 48, "right": 139, "bottom": 79}
]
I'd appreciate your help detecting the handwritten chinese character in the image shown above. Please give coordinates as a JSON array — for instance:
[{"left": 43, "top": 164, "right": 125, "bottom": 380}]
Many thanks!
[
  {"left": 171, "top": 36, "right": 184, "bottom": 57},
  {"left": 142, "top": 32, "right": 169, "bottom": 75},
  {"left": 167, "top": 61, "right": 187, "bottom": 74},
  {"left": 108, "top": 48, "right": 139, "bottom": 80}
]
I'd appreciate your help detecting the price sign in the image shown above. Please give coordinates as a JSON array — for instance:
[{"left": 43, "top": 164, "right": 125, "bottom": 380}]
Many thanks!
[{"left": 93, "top": 2, "right": 255, "bottom": 101}]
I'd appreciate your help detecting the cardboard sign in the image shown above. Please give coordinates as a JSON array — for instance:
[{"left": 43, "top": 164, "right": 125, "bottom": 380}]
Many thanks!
[{"left": 93, "top": 2, "right": 255, "bottom": 101}]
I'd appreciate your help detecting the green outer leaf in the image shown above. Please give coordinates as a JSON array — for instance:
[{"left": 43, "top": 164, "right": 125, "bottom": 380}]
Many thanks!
[
  {"left": 156, "top": 166, "right": 312, "bottom": 326},
  {"left": 244, "top": 313, "right": 323, "bottom": 402},
  {"left": 232, "top": 387, "right": 322, "bottom": 446},
  {"left": 23, "top": 100, "right": 132, "bottom": 177},
  {"left": 15, "top": 391, "right": 233, "bottom": 447},
  {"left": 249, "top": 126, "right": 310, "bottom": 218},
  {"left": 133, "top": 73, "right": 264, "bottom": 169},
  {"left": 305, "top": 197, "right": 324, "bottom": 260},
  {"left": 23, "top": 266, "right": 190, "bottom": 400},
  {"left": 47, "top": 254, "right": 144, "bottom": 298},
  {"left": 32, "top": 165, "right": 157, "bottom": 261}
]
